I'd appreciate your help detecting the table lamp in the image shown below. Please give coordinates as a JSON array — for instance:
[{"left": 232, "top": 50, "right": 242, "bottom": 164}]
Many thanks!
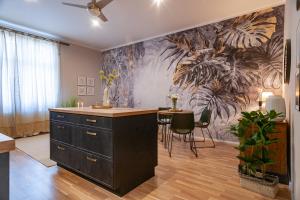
[{"left": 258, "top": 91, "right": 274, "bottom": 110}]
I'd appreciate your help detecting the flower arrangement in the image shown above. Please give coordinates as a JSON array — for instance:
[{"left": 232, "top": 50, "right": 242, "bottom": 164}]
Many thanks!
[
  {"left": 99, "top": 68, "right": 119, "bottom": 107},
  {"left": 99, "top": 69, "right": 119, "bottom": 87},
  {"left": 168, "top": 94, "right": 179, "bottom": 110},
  {"left": 168, "top": 94, "right": 179, "bottom": 100}
]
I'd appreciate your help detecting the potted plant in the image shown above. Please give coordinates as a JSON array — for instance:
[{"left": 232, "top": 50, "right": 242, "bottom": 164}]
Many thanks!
[
  {"left": 99, "top": 69, "right": 119, "bottom": 107},
  {"left": 230, "top": 110, "right": 282, "bottom": 198},
  {"left": 61, "top": 96, "right": 78, "bottom": 107}
]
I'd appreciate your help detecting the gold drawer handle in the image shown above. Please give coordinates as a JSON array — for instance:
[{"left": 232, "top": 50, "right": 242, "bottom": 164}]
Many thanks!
[
  {"left": 86, "top": 156, "right": 97, "bottom": 162},
  {"left": 86, "top": 131, "right": 97, "bottom": 136},
  {"left": 86, "top": 119, "right": 97, "bottom": 123},
  {"left": 57, "top": 146, "right": 65, "bottom": 151},
  {"left": 57, "top": 115, "right": 64, "bottom": 118},
  {"left": 57, "top": 125, "right": 65, "bottom": 129}
]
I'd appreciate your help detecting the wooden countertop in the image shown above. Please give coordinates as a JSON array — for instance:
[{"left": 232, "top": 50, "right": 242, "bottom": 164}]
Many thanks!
[
  {"left": 49, "top": 107, "right": 158, "bottom": 117},
  {"left": 0, "top": 133, "right": 15, "bottom": 153}
]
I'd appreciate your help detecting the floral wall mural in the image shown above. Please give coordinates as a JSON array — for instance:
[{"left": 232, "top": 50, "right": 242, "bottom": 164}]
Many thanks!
[{"left": 101, "top": 6, "right": 284, "bottom": 141}]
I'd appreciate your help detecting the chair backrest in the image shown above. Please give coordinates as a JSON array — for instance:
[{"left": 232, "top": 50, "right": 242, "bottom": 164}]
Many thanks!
[
  {"left": 199, "top": 108, "right": 212, "bottom": 125},
  {"left": 171, "top": 113, "right": 195, "bottom": 134}
]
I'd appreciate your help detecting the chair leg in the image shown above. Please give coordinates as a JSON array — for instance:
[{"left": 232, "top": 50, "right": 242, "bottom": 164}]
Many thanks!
[
  {"left": 193, "top": 127, "right": 215, "bottom": 149},
  {"left": 174, "top": 134, "right": 181, "bottom": 141},
  {"left": 190, "top": 131, "right": 198, "bottom": 157},
  {"left": 166, "top": 126, "right": 170, "bottom": 149},
  {"left": 188, "top": 133, "right": 192, "bottom": 150},
  {"left": 164, "top": 125, "right": 167, "bottom": 148},
  {"left": 160, "top": 125, "right": 164, "bottom": 142},
  {"left": 168, "top": 132, "right": 173, "bottom": 157},
  {"left": 201, "top": 128, "right": 206, "bottom": 142},
  {"left": 184, "top": 128, "right": 205, "bottom": 143},
  {"left": 207, "top": 127, "right": 215, "bottom": 148}
]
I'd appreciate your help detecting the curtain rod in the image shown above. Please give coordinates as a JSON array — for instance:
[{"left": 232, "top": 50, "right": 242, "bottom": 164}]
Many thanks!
[{"left": 0, "top": 25, "right": 70, "bottom": 46}]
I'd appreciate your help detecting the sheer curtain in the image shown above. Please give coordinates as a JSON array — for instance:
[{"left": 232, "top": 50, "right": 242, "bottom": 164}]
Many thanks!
[{"left": 0, "top": 30, "right": 60, "bottom": 138}]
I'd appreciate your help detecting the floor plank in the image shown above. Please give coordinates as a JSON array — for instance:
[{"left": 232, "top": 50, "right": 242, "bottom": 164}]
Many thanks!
[{"left": 10, "top": 135, "right": 290, "bottom": 200}]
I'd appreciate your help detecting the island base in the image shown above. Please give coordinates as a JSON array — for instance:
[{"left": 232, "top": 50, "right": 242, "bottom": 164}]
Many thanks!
[{"left": 58, "top": 163, "right": 155, "bottom": 196}]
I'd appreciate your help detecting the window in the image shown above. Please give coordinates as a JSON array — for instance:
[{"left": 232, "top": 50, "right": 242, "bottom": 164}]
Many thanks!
[{"left": 0, "top": 29, "right": 60, "bottom": 137}]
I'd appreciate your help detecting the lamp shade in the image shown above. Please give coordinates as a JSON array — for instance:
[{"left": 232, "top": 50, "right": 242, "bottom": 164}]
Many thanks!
[
  {"left": 265, "top": 95, "right": 286, "bottom": 121},
  {"left": 261, "top": 91, "right": 274, "bottom": 102}
]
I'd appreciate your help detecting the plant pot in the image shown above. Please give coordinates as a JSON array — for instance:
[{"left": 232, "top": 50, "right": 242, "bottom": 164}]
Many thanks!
[{"left": 239, "top": 173, "right": 279, "bottom": 198}]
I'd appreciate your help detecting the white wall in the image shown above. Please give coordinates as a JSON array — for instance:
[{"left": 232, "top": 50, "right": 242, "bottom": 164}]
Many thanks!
[
  {"left": 60, "top": 44, "right": 102, "bottom": 106},
  {"left": 285, "top": 1, "right": 300, "bottom": 199}
]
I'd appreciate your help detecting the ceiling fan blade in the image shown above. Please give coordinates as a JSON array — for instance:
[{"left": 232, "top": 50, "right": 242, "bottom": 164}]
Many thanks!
[
  {"left": 98, "top": 12, "right": 108, "bottom": 22},
  {"left": 96, "top": 0, "right": 113, "bottom": 9},
  {"left": 62, "top": 2, "right": 88, "bottom": 9}
]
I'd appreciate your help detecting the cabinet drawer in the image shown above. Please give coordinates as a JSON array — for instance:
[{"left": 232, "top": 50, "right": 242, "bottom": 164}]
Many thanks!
[
  {"left": 50, "top": 122, "right": 73, "bottom": 145},
  {"left": 50, "top": 141, "right": 80, "bottom": 170},
  {"left": 81, "top": 152, "right": 113, "bottom": 188},
  {"left": 76, "top": 128, "right": 112, "bottom": 158},
  {"left": 79, "top": 115, "right": 112, "bottom": 129},
  {"left": 50, "top": 112, "right": 79, "bottom": 124}
]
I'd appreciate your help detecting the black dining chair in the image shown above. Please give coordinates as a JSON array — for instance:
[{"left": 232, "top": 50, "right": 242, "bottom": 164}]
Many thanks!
[
  {"left": 157, "top": 107, "right": 172, "bottom": 148},
  {"left": 194, "top": 108, "right": 215, "bottom": 148},
  {"left": 168, "top": 112, "right": 197, "bottom": 157}
]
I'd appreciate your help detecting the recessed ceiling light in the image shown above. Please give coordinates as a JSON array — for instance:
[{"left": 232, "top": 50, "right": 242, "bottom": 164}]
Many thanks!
[
  {"left": 91, "top": 18, "right": 101, "bottom": 27},
  {"left": 153, "top": 0, "right": 163, "bottom": 7}
]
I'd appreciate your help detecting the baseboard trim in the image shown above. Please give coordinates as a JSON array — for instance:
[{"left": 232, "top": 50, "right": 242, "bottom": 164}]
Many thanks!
[{"left": 193, "top": 136, "right": 239, "bottom": 146}]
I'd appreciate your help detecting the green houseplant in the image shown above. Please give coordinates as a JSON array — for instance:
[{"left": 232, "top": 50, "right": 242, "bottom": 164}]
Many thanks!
[
  {"left": 61, "top": 96, "right": 78, "bottom": 107},
  {"left": 230, "top": 110, "right": 282, "bottom": 198}
]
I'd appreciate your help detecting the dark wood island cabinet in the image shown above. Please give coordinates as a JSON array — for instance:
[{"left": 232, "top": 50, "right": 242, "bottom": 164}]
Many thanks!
[{"left": 49, "top": 107, "right": 158, "bottom": 196}]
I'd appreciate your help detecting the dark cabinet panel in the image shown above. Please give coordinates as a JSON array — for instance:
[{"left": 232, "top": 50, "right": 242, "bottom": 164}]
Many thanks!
[
  {"left": 50, "top": 112, "right": 79, "bottom": 124},
  {"left": 50, "top": 122, "right": 73, "bottom": 145},
  {"left": 50, "top": 141, "right": 80, "bottom": 170},
  {"left": 50, "top": 141, "right": 70, "bottom": 167},
  {"left": 79, "top": 115, "right": 112, "bottom": 129},
  {"left": 81, "top": 152, "right": 113, "bottom": 188},
  {"left": 76, "top": 127, "right": 113, "bottom": 158}
]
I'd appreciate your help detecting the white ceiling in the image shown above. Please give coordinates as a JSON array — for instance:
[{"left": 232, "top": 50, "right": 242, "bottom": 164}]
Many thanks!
[{"left": 0, "top": 0, "right": 284, "bottom": 51}]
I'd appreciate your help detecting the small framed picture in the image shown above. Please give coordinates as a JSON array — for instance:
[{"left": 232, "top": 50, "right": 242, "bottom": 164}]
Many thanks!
[
  {"left": 297, "top": 0, "right": 300, "bottom": 10},
  {"left": 87, "top": 77, "right": 95, "bottom": 86},
  {"left": 87, "top": 87, "right": 95, "bottom": 96},
  {"left": 77, "top": 76, "right": 86, "bottom": 86},
  {"left": 77, "top": 86, "right": 86, "bottom": 96}
]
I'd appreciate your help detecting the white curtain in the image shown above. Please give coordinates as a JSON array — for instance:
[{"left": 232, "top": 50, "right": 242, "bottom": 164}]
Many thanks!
[{"left": 0, "top": 30, "right": 60, "bottom": 138}]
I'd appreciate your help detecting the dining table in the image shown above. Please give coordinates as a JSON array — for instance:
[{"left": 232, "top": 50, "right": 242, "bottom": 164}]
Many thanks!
[{"left": 157, "top": 109, "right": 194, "bottom": 115}]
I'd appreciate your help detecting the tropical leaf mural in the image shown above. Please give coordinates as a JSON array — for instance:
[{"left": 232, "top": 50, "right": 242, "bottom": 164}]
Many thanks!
[
  {"left": 219, "top": 8, "right": 277, "bottom": 49},
  {"left": 189, "top": 79, "right": 250, "bottom": 120},
  {"left": 101, "top": 6, "right": 284, "bottom": 142}
]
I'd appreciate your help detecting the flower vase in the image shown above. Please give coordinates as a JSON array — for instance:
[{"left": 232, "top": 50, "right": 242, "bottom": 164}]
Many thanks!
[
  {"left": 102, "top": 87, "right": 110, "bottom": 107},
  {"left": 172, "top": 98, "right": 177, "bottom": 111}
]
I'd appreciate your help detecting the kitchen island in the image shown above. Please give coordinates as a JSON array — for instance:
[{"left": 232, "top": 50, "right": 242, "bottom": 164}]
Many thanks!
[{"left": 49, "top": 107, "right": 158, "bottom": 196}]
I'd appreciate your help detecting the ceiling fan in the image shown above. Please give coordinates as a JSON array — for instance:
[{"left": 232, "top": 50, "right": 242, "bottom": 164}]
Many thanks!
[{"left": 62, "top": 0, "right": 113, "bottom": 22}]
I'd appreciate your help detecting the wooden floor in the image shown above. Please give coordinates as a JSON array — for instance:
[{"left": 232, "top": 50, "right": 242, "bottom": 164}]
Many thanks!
[{"left": 10, "top": 136, "right": 291, "bottom": 200}]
